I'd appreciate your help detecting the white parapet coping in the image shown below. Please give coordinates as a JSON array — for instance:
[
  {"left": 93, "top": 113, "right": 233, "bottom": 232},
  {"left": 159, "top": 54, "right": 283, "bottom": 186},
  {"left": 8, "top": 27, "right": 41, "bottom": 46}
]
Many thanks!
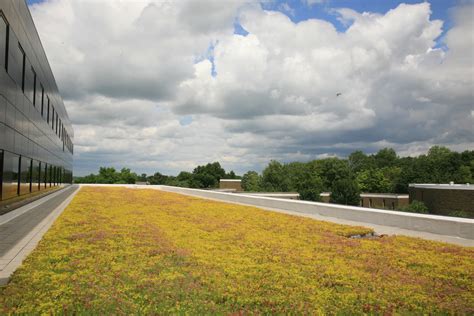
[
  {"left": 237, "top": 192, "right": 299, "bottom": 198},
  {"left": 409, "top": 183, "right": 474, "bottom": 190},
  {"left": 157, "top": 185, "right": 474, "bottom": 240}
]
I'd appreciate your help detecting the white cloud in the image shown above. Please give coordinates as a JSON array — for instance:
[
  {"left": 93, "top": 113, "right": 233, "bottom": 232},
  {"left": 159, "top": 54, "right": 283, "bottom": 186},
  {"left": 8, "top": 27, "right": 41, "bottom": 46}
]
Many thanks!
[{"left": 29, "top": 1, "right": 474, "bottom": 175}]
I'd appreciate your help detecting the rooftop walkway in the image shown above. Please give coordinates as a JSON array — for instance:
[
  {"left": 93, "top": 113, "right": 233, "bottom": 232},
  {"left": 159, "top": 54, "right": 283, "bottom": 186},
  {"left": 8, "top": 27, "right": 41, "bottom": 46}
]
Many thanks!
[{"left": 0, "top": 185, "right": 79, "bottom": 285}]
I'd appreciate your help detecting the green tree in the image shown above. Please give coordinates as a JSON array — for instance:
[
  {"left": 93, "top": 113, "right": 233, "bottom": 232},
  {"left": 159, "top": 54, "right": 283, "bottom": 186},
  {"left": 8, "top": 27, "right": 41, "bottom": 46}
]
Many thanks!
[
  {"left": 74, "top": 173, "right": 97, "bottom": 184},
  {"left": 175, "top": 171, "right": 194, "bottom": 187},
  {"left": 192, "top": 162, "right": 226, "bottom": 188},
  {"left": 241, "top": 171, "right": 262, "bottom": 192},
  {"left": 296, "top": 173, "right": 323, "bottom": 202},
  {"left": 373, "top": 148, "right": 397, "bottom": 168},
  {"left": 452, "top": 165, "right": 472, "bottom": 184},
  {"left": 147, "top": 172, "right": 168, "bottom": 185},
  {"left": 117, "top": 168, "right": 137, "bottom": 184},
  {"left": 356, "top": 169, "right": 391, "bottom": 193},
  {"left": 225, "top": 170, "right": 240, "bottom": 179},
  {"left": 309, "top": 158, "right": 351, "bottom": 191},
  {"left": 97, "top": 167, "right": 119, "bottom": 184},
  {"left": 330, "top": 178, "right": 361, "bottom": 206},
  {"left": 261, "top": 161, "right": 290, "bottom": 192},
  {"left": 348, "top": 150, "right": 374, "bottom": 173},
  {"left": 284, "top": 162, "right": 308, "bottom": 192}
]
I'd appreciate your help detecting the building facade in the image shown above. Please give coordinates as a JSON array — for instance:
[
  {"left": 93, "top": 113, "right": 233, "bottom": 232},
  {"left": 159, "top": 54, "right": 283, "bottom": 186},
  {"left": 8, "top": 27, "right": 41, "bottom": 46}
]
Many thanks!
[
  {"left": 219, "top": 179, "right": 243, "bottom": 192},
  {"left": 409, "top": 184, "right": 474, "bottom": 216},
  {"left": 319, "top": 192, "right": 409, "bottom": 210},
  {"left": 359, "top": 193, "right": 409, "bottom": 210},
  {"left": 0, "top": 1, "right": 73, "bottom": 208}
]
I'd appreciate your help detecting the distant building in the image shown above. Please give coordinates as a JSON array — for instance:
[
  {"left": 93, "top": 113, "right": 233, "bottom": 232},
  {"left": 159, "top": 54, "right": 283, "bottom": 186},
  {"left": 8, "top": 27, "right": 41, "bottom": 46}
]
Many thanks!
[
  {"left": 219, "top": 179, "right": 242, "bottom": 192},
  {"left": 409, "top": 184, "right": 474, "bottom": 216},
  {"left": 1, "top": 2, "right": 73, "bottom": 209},
  {"left": 135, "top": 181, "right": 149, "bottom": 186},
  {"left": 360, "top": 193, "right": 409, "bottom": 210},
  {"left": 319, "top": 192, "right": 409, "bottom": 210},
  {"left": 320, "top": 192, "right": 331, "bottom": 203}
]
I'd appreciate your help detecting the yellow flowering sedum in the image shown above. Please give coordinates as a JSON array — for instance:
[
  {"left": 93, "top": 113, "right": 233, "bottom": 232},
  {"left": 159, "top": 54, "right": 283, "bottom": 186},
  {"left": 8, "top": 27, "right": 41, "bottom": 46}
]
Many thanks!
[{"left": 1, "top": 187, "right": 473, "bottom": 314}]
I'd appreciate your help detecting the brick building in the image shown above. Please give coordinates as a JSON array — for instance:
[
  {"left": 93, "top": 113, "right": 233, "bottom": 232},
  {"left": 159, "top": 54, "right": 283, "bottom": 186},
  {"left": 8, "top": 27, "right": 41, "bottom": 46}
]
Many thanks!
[
  {"left": 219, "top": 179, "right": 242, "bottom": 192},
  {"left": 408, "top": 184, "right": 474, "bottom": 216}
]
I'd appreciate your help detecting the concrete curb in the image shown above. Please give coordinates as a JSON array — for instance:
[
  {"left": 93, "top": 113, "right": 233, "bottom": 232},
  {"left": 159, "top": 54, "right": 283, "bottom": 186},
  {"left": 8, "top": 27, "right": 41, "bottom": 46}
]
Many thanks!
[{"left": 0, "top": 186, "right": 80, "bottom": 286}]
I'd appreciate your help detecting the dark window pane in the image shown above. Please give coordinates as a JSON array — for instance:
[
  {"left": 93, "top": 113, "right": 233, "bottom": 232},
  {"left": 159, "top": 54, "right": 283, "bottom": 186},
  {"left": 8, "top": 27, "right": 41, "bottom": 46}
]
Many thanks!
[
  {"left": 32, "top": 67, "right": 37, "bottom": 106},
  {"left": 19, "top": 156, "right": 31, "bottom": 195},
  {"left": 24, "top": 59, "right": 35, "bottom": 102},
  {"left": 43, "top": 163, "right": 48, "bottom": 189},
  {"left": 19, "top": 45, "right": 25, "bottom": 91},
  {"left": 48, "top": 164, "right": 52, "bottom": 187},
  {"left": 2, "top": 151, "right": 19, "bottom": 200},
  {"left": 47, "top": 97, "right": 50, "bottom": 123},
  {"left": 7, "top": 32, "right": 22, "bottom": 86},
  {"left": 31, "top": 160, "right": 40, "bottom": 192},
  {"left": 0, "top": 15, "right": 7, "bottom": 70},
  {"left": 40, "top": 86, "right": 44, "bottom": 116}
]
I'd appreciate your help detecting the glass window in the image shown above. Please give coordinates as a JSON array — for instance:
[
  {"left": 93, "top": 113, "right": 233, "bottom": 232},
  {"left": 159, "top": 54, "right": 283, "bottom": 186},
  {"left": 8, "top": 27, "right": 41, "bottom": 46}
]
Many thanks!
[
  {"left": 0, "top": 13, "right": 7, "bottom": 71},
  {"left": 7, "top": 31, "right": 23, "bottom": 86},
  {"left": 43, "top": 163, "right": 48, "bottom": 189},
  {"left": 31, "top": 160, "right": 40, "bottom": 192},
  {"left": 54, "top": 166, "right": 58, "bottom": 186},
  {"left": 47, "top": 97, "right": 50, "bottom": 123},
  {"left": 31, "top": 67, "right": 37, "bottom": 106},
  {"left": 40, "top": 85, "right": 45, "bottom": 116},
  {"left": 2, "top": 151, "right": 19, "bottom": 200},
  {"left": 24, "top": 60, "right": 35, "bottom": 103},
  {"left": 19, "top": 45, "right": 25, "bottom": 92},
  {"left": 19, "top": 156, "right": 31, "bottom": 195},
  {"left": 48, "top": 164, "right": 52, "bottom": 187}
]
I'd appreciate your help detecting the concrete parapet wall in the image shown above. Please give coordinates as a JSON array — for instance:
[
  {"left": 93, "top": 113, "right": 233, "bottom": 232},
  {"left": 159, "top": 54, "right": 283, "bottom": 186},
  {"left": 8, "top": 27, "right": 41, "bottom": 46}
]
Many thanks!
[{"left": 158, "top": 185, "right": 474, "bottom": 240}]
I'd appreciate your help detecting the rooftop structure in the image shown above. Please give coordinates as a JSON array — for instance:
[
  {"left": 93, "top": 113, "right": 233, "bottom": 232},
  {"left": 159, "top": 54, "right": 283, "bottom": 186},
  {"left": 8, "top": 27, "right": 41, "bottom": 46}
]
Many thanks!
[
  {"left": 409, "top": 183, "right": 473, "bottom": 190},
  {"left": 409, "top": 183, "right": 474, "bottom": 217},
  {"left": 219, "top": 179, "right": 242, "bottom": 192}
]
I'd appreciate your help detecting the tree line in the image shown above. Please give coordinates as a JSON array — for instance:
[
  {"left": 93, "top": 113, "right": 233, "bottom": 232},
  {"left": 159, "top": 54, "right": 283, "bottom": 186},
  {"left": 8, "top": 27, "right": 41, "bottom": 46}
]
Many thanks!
[
  {"left": 74, "top": 162, "right": 239, "bottom": 188},
  {"left": 74, "top": 146, "right": 474, "bottom": 206},
  {"left": 242, "top": 146, "right": 473, "bottom": 204}
]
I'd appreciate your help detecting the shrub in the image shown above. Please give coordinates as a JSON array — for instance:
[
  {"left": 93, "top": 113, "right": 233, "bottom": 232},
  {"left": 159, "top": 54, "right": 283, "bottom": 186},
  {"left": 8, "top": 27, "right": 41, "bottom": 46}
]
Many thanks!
[
  {"left": 448, "top": 210, "right": 472, "bottom": 219},
  {"left": 330, "top": 178, "right": 361, "bottom": 206},
  {"left": 297, "top": 174, "right": 323, "bottom": 202},
  {"left": 398, "top": 200, "right": 429, "bottom": 214}
]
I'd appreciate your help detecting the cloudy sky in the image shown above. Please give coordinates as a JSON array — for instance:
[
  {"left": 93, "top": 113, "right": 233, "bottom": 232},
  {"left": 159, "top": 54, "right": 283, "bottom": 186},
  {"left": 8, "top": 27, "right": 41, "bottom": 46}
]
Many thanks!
[{"left": 27, "top": 0, "right": 473, "bottom": 176}]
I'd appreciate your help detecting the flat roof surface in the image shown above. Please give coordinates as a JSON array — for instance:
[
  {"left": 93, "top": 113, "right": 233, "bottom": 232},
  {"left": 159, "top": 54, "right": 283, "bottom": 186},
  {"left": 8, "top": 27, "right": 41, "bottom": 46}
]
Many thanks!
[{"left": 409, "top": 184, "right": 474, "bottom": 190}]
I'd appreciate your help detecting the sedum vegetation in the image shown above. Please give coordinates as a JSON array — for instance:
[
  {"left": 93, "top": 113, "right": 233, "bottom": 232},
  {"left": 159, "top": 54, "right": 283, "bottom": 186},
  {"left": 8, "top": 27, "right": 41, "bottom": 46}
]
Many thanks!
[{"left": 1, "top": 187, "right": 473, "bottom": 314}]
